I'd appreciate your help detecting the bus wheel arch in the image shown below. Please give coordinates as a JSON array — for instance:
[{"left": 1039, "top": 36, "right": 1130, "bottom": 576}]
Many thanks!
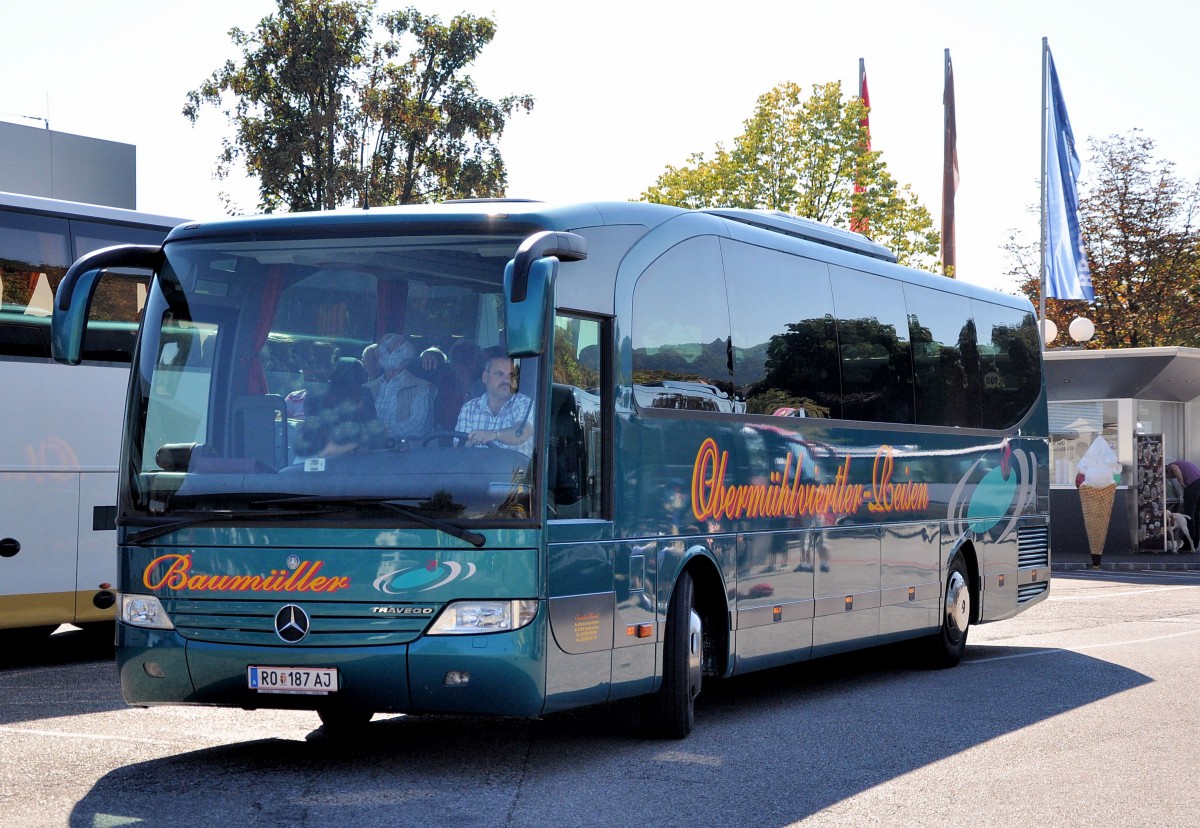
[
  {"left": 929, "top": 545, "right": 976, "bottom": 668},
  {"left": 685, "top": 555, "right": 730, "bottom": 680},
  {"left": 955, "top": 540, "right": 982, "bottom": 626},
  {"left": 642, "top": 563, "right": 709, "bottom": 739}
]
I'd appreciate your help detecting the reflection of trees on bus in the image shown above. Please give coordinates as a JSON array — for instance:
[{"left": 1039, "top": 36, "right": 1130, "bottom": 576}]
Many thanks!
[
  {"left": 632, "top": 336, "right": 736, "bottom": 400},
  {"left": 552, "top": 325, "right": 598, "bottom": 390},
  {"left": 743, "top": 317, "right": 838, "bottom": 417}
]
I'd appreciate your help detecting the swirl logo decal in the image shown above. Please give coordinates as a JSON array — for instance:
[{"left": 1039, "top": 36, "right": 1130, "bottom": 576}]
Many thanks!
[
  {"left": 947, "top": 442, "right": 1038, "bottom": 541},
  {"left": 373, "top": 559, "right": 478, "bottom": 594}
]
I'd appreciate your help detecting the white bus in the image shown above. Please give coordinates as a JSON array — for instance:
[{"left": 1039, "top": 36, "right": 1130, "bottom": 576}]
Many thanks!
[{"left": 0, "top": 192, "right": 183, "bottom": 641}]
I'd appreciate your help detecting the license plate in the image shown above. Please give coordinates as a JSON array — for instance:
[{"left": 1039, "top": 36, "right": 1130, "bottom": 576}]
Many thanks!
[{"left": 248, "top": 666, "right": 338, "bottom": 695}]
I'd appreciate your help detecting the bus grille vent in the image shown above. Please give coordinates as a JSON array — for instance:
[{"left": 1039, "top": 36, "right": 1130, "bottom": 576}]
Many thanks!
[
  {"left": 1017, "top": 526, "right": 1050, "bottom": 568},
  {"left": 1017, "top": 582, "right": 1048, "bottom": 603},
  {"left": 162, "top": 599, "right": 434, "bottom": 646}
]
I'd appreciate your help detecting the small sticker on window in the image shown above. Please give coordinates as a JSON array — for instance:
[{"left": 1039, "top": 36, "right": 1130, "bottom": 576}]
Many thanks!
[{"left": 304, "top": 458, "right": 326, "bottom": 472}]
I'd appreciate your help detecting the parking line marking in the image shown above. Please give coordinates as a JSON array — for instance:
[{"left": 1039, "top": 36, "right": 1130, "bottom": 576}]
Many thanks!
[
  {"left": 1049, "top": 585, "right": 1197, "bottom": 601},
  {"left": 968, "top": 626, "right": 1200, "bottom": 664},
  {"left": 0, "top": 726, "right": 171, "bottom": 745}
]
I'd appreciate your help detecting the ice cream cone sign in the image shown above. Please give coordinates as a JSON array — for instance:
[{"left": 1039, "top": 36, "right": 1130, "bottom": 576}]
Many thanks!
[{"left": 1076, "top": 437, "right": 1121, "bottom": 567}]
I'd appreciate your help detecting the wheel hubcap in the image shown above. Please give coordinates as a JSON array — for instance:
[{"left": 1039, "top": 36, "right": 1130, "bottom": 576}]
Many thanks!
[
  {"left": 687, "top": 608, "right": 703, "bottom": 699},
  {"left": 944, "top": 570, "right": 970, "bottom": 642}
]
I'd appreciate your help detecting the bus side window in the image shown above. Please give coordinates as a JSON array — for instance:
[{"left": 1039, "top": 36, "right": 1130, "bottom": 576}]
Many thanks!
[
  {"left": 905, "top": 285, "right": 980, "bottom": 428},
  {"left": 631, "top": 237, "right": 735, "bottom": 412},
  {"left": 724, "top": 240, "right": 841, "bottom": 418},
  {"left": 0, "top": 212, "right": 70, "bottom": 359},
  {"left": 551, "top": 315, "right": 604, "bottom": 519},
  {"left": 974, "top": 302, "right": 1041, "bottom": 429},
  {"left": 829, "top": 265, "right": 914, "bottom": 424}
]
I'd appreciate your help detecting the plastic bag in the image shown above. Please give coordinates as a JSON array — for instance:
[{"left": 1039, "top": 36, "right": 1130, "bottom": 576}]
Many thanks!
[{"left": 1076, "top": 436, "right": 1120, "bottom": 487}]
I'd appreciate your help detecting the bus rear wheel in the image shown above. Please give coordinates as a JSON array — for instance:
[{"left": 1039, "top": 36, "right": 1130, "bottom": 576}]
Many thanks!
[
  {"left": 928, "top": 555, "right": 971, "bottom": 668},
  {"left": 641, "top": 570, "right": 703, "bottom": 739}
]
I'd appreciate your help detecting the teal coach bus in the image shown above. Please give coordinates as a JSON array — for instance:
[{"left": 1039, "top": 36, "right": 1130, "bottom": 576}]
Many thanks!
[{"left": 51, "top": 201, "right": 1049, "bottom": 737}]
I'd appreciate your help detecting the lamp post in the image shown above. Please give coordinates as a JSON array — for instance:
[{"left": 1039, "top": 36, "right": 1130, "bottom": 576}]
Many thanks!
[
  {"left": 1041, "top": 316, "right": 1094, "bottom": 349},
  {"left": 1069, "top": 316, "right": 1095, "bottom": 344}
]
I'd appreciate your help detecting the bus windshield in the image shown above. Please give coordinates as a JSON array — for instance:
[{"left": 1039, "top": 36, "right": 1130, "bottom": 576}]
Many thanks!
[{"left": 130, "top": 231, "right": 539, "bottom": 524}]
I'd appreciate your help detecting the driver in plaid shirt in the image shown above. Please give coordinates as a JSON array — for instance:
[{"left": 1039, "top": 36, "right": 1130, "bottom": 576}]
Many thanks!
[{"left": 455, "top": 349, "right": 533, "bottom": 456}]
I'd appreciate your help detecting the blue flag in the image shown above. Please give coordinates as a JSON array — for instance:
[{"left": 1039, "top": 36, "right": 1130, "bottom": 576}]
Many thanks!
[{"left": 1045, "top": 49, "right": 1094, "bottom": 301}]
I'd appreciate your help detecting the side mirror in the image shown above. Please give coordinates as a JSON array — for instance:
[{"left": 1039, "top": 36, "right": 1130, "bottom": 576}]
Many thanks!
[
  {"left": 504, "top": 231, "right": 586, "bottom": 358},
  {"left": 504, "top": 257, "right": 556, "bottom": 358},
  {"left": 52, "top": 244, "right": 163, "bottom": 365}
]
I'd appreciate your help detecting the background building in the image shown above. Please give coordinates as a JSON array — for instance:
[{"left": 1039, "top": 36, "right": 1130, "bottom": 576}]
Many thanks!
[
  {"left": 1045, "top": 347, "right": 1200, "bottom": 560},
  {"left": 0, "top": 120, "right": 135, "bottom": 209}
]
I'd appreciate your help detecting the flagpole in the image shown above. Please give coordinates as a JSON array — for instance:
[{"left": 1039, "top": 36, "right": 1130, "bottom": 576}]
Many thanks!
[
  {"left": 1039, "top": 37, "right": 1049, "bottom": 342},
  {"left": 941, "top": 48, "right": 957, "bottom": 278}
]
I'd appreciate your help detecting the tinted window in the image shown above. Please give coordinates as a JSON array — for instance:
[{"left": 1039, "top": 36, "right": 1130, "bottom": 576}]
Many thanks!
[
  {"left": 550, "top": 315, "right": 604, "bottom": 518},
  {"left": 830, "top": 266, "right": 913, "bottom": 423},
  {"left": 905, "top": 284, "right": 980, "bottom": 428},
  {"left": 632, "top": 236, "right": 736, "bottom": 411},
  {"left": 974, "top": 301, "right": 1041, "bottom": 429},
  {"left": 71, "top": 220, "right": 174, "bottom": 257},
  {"left": 0, "top": 212, "right": 70, "bottom": 358},
  {"left": 724, "top": 240, "right": 841, "bottom": 418},
  {"left": 0, "top": 212, "right": 171, "bottom": 361}
]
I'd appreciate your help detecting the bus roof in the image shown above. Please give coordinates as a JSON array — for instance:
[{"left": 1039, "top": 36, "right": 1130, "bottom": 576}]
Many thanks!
[
  {"left": 160, "top": 199, "right": 1027, "bottom": 310},
  {"left": 0, "top": 190, "right": 186, "bottom": 229}
]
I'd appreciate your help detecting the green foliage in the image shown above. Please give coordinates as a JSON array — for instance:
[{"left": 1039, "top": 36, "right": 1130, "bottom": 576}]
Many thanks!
[
  {"left": 1011, "top": 131, "right": 1200, "bottom": 348},
  {"left": 184, "top": 1, "right": 532, "bottom": 213},
  {"left": 641, "top": 81, "right": 941, "bottom": 270}
]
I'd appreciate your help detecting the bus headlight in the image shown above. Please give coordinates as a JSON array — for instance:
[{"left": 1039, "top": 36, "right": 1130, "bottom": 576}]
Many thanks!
[
  {"left": 427, "top": 600, "right": 537, "bottom": 635},
  {"left": 119, "top": 593, "right": 175, "bottom": 630}
]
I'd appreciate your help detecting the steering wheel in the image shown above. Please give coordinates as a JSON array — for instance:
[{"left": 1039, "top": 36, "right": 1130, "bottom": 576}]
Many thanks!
[{"left": 422, "top": 430, "right": 470, "bottom": 447}]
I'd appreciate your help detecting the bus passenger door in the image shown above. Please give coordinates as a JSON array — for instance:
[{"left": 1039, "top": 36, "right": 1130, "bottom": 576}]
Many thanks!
[{"left": 544, "top": 314, "right": 624, "bottom": 711}]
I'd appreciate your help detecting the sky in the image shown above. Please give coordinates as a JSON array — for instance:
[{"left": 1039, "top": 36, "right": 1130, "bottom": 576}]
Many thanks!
[{"left": 3, "top": 0, "right": 1197, "bottom": 295}]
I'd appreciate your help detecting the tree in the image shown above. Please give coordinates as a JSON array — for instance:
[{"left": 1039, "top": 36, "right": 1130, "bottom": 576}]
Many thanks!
[
  {"left": 641, "top": 82, "right": 941, "bottom": 270},
  {"left": 184, "top": 1, "right": 532, "bottom": 213},
  {"left": 356, "top": 8, "right": 533, "bottom": 206},
  {"left": 1011, "top": 131, "right": 1200, "bottom": 348}
]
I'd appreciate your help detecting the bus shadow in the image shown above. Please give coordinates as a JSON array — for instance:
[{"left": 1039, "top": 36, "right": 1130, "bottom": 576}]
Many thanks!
[
  {"left": 0, "top": 624, "right": 115, "bottom": 671},
  {"left": 68, "top": 643, "right": 1149, "bottom": 827},
  {"left": 0, "top": 625, "right": 123, "bottom": 725}
]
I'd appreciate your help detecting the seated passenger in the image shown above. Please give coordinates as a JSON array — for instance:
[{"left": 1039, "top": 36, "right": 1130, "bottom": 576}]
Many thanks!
[
  {"left": 455, "top": 348, "right": 533, "bottom": 455},
  {"left": 373, "top": 332, "right": 434, "bottom": 441},
  {"left": 294, "top": 358, "right": 381, "bottom": 458},
  {"left": 412, "top": 343, "right": 482, "bottom": 431}
]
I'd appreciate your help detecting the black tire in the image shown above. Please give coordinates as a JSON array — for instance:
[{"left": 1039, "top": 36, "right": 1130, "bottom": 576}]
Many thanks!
[
  {"left": 928, "top": 555, "right": 971, "bottom": 668},
  {"left": 317, "top": 706, "right": 373, "bottom": 735},
  {"left": 641, "top": 570, "right": 703, "bottom": 739}
]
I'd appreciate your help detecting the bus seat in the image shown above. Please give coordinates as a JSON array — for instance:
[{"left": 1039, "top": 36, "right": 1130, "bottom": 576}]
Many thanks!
[{"left": 232, "top": 394, "right": 287, "bottom": 470}]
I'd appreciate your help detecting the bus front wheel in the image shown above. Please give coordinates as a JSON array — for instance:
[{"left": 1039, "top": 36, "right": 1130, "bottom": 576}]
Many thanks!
[
  {"left": 928, "top": 555, "right": 971, "bottom": 668},
  {"left": 641, "top": 570, "right": 703, "bottom": 739}
]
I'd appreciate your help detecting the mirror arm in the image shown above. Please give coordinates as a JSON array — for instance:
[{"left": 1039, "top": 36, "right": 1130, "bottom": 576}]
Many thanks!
[{"left": 509, "top": 232, "right": 586, "bottom": 302}]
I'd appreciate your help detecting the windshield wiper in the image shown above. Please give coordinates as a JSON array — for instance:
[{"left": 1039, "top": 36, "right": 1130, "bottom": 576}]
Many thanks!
[
  {"left": 253, "top": 495, "right": 487, "bottom": 548},
  {"left": 124, "top": 505, "right": 337, "bottom": 545}
]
